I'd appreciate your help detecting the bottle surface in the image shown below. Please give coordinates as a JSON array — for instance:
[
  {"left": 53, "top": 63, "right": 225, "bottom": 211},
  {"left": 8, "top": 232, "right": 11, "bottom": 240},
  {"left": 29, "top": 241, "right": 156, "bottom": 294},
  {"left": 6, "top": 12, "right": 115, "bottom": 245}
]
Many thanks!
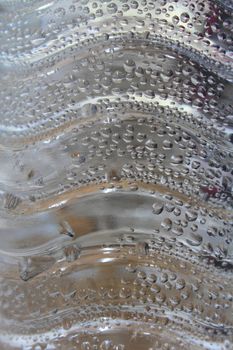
[{"left": 0, "top": 0, "right": 233, "bottom": 349}]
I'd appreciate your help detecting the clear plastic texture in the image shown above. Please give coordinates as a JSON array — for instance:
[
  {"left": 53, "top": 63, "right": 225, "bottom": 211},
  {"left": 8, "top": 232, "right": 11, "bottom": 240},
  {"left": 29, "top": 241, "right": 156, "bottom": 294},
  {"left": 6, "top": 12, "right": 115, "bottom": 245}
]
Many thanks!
[{"left": 0, "top": 0, "right": 232, "bottom": 349}]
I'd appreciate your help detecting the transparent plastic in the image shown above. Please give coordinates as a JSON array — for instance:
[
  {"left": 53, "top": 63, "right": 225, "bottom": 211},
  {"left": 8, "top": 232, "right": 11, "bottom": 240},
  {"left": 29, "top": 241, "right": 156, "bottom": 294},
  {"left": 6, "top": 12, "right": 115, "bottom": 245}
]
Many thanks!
[{"left": 0, "top": 0, "right": 232, "bottom": 349}]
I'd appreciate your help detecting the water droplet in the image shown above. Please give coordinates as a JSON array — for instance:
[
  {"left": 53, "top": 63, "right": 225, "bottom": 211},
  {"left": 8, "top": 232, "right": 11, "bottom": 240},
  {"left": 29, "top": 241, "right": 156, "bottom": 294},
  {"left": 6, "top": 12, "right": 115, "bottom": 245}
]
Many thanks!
[
  {"left": 181, "top": 12, "right": 190, "bottom": 23},
  {"left": 63, "top": 245, "right": 80, "bottom": 262},
  {"left": 161, "top": 218, "right": 172, "bottom": 231},
  {"left": 185, "top": 210, "right": 198, "bottom": 222},
  {"left": 124, "top": 59, "right": 136, "bottom": 73},
  {"left": 106, "top": 3, "right": 118, "bottom": 14},
  {"left": 152, "top": 203, "right": 164, "bottom": 214}
]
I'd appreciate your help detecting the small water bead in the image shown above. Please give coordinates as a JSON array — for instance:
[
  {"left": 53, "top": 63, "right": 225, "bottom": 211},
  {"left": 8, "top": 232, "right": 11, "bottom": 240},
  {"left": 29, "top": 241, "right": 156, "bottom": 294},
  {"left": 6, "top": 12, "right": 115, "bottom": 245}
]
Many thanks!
[
  {"left": 147, "top": 274, "right": 157, "bottom": 284},
  {"left": 190, "top": 224, "right": 198, "bottom": 232},
  {"left": 34, "top": 346, "right": 42, "bottom": 350},
  {"left": 187, "top": 232, "right": 203, "bottom": 246},
  {"left": 63, "top": 245, "right": 80, "bottom": 262},
  {"left": 62, "top": 318, "right": 73, "bottom": 330},
  {"left": 175, "top": 279, "right": 186, "bottom": 290},
  {"left": 145, "top": 139, "right": 157, "bottom": 150},
  {"left": 171, "top": 155, "right": 183, "bottom": 165},
  {"left": 152, "top": 203, "right": 164, "bottom": 214},
  {"left": 165, "top": 203, "right": 175, "bottom": 212},
  {"left": 54, "top": 7, "right": 66, "bottom": 17},
  {"left": 151, "top": 284, "right": 161, "bottom": 294},
  {"left": 119, "top": 287, "right": 131, "bottom": 299},
  {"left": 125, "top": 264, "right": 136, "bottom": 273},
  {"left": 114, "top": 345, "right": 125, "bottom": 350},
  {"left": 207, "top": 226, "right": 218, "bottom": 237},
  {"left": 171, "top": 227, "right": 183, "bottom": 236},
  {"left": 173, "top": 207, "right": 181, "bottom": 216},
  {"left": 185, "top": 210, "right": 198, "bottom": 222},
  {"left": 156, "top": 293, "right": 166, "bottom": 303},
  {"left": 161, "top": 218, "right": 172, "bottom": 231},
  {"left": 136, "top": 132, "right": 147, "bottom": 142},
  {"left": 136, "top": 241, "right": 149, "bottom": 255},
  {"left": 180, "top": 12, "right": 190, "bottom": 23},
  {"left": 163, "top": 139, "right": 173, "bottom": 149},
  {"left": 172, "top": 15, "right": 179, "bottom": 24},
  {"left": 81, "top": 342, "right": 91, "bottom": 350},
  {"left": 124, "top": 59, "right": 136, "bottom": 73},
  {"left": 137, "top": 271, "right": 147, "bottom": 280},
  {"left": 106, "top": 3, "right": 118, "bottom": 14}
]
